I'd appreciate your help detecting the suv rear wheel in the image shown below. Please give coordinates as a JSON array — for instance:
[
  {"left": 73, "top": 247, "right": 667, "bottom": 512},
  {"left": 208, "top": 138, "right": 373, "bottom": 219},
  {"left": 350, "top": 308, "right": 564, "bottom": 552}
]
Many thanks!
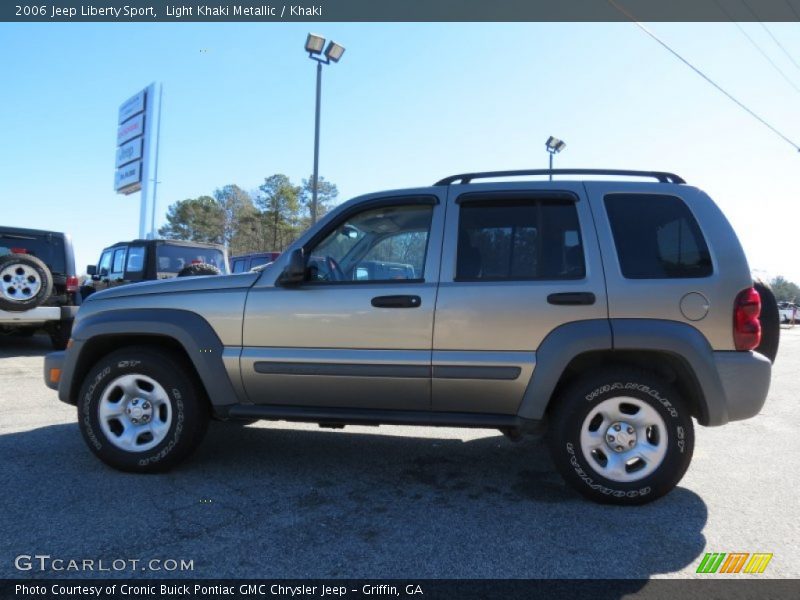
[
  {"left": 0, "top": 254, "right": 53, "bottom": 312},
  {"left": 547, "top": 368, "right": 694, "bottom": 505},
  {"left": 77, "top": 347, "right": 209, "bottom": 473}
]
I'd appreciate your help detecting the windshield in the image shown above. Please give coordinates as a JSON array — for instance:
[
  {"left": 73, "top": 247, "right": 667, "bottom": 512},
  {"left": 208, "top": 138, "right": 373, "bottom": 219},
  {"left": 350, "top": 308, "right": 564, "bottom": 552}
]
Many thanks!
[
  {"left": 156, "top": 244, "right": 228, "bottom": 274},
  {"left": 0, "top": 233, "right": 66, "bottom": 273}
]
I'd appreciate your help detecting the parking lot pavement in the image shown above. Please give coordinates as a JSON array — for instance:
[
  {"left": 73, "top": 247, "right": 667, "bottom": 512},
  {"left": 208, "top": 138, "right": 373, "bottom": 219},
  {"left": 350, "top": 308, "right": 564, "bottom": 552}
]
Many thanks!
[{"left": 0, "top": 331, "right": 798, "bottom": 580}]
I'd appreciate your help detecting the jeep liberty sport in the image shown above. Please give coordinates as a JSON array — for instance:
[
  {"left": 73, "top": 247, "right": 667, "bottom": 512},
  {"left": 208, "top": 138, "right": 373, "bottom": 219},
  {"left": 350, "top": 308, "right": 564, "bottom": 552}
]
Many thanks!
[{"left": 44, "top": 169, "right": 774, "bottom": 505}]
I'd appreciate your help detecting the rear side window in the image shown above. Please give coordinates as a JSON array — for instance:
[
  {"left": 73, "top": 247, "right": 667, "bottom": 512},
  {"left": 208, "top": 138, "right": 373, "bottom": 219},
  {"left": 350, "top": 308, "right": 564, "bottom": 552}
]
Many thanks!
[
  {"left": 605, "top": 194, "right": 712, "bottom": 279},
  {"left": 112, "top": 248, "right": 127, "bottom": 273},
  {"left": 456, "top": 198, "right": 585, "bottom": 281}
]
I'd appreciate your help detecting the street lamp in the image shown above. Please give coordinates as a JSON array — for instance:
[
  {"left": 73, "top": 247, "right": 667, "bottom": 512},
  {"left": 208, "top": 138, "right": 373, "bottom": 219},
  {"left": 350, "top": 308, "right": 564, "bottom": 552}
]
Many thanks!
[
  {"left": 545, "top": 136, "right": 566, "bottom": 180},
  {"left": 306, "top": 33, "right": 345, "bottom": 225}
]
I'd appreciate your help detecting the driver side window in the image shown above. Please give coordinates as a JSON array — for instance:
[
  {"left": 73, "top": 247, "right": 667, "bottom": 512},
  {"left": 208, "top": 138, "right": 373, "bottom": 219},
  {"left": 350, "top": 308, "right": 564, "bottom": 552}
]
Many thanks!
[{"left": 306, "top": 202, "right": 434, "bottom": 283}]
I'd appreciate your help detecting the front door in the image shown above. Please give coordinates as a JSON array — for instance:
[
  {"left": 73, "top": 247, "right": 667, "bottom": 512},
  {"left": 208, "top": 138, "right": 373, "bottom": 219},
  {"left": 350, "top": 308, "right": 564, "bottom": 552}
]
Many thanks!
[{"left": 241, "top": 192, "right": 446, "bottom": 410}]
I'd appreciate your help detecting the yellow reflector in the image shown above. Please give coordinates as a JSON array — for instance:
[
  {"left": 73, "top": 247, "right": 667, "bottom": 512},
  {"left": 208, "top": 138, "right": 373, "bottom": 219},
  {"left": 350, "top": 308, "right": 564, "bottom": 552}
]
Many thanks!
[
  {"left": 49, "top": 368, "right": 61, "bottom": 384},
  {"left": 66, "top": 339, "right": 73, "bottom": 349}
]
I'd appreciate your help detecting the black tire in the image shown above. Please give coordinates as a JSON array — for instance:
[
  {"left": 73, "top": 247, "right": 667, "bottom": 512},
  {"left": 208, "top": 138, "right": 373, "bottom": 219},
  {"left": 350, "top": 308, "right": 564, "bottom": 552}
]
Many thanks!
[
  {"left": 177, "top": 263, "right": 221, "bottom": 277},
  {"left": 0, "top": 254, "right": 53, "bottom": 312},
  {"left": 48, "top": 320, "right": 72, "bottom": 350},
  {"left": 753, "top": 280, "right": 779, "bottom": 363},
  {"left": 547, "top": 368, "right": 694, "bottom": 505},
  {"left": 77, "top": 347, "right": 209, "bottom": 473}
]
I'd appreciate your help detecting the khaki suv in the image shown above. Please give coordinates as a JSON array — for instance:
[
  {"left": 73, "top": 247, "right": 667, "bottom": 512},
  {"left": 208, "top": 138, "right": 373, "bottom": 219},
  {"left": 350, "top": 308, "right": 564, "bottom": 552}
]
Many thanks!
[{"left": 44, "top": 169, "right": 775, "bottom": 505}]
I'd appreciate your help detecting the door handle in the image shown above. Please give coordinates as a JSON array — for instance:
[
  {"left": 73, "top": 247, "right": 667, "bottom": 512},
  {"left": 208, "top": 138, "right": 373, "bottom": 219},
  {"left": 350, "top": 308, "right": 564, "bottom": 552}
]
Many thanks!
[
  {"left": 547, "top": 292, "right": 596, "bottom": 306},
  {"left": 371, "top": 295, "right": 422, "bottom": 308}
]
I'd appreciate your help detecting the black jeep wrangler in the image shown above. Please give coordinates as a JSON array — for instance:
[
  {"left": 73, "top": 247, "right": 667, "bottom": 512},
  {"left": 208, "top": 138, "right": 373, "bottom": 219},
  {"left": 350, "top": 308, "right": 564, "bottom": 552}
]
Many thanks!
[
  {"left": 0, "top": 226, "right": 80, "bottom": 349},
  {"left": 82, "top": 239, "right": 229, "bottom": 297}
]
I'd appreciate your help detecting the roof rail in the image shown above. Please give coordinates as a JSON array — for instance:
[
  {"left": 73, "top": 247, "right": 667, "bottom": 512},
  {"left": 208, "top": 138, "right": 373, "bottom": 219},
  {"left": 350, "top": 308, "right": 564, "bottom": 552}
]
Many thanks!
[{"left": 434, "top": 169, "right": 686, "bottom": 186}]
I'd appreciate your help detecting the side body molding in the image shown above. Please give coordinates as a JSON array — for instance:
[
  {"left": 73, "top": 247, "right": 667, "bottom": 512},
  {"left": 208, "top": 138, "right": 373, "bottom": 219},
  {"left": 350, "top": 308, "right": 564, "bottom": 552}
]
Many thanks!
[
  {"left": 517, "top": 319, "right": 613, "bottom": 420},
  {"left": 60, "top": 309, "right": 241, "bottom": 407}
]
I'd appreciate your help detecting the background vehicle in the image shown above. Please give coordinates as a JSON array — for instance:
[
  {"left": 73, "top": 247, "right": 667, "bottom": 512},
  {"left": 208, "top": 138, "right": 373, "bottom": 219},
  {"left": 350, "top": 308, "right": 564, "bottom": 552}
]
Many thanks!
[
  {"left": 0, "top": 226, "right": 79, "bottom": 349},
  {"left": 82, "top": 239, "right": 229, "bottom": 297},
  {"left": 230, "top": 251, "right": 281, "bottom": 273},
  {"left": 778, "top": 301, "right": 797, "bottom": 324},
  {"left": 46, "top": 169, "right": 777, "bottom": 505}
]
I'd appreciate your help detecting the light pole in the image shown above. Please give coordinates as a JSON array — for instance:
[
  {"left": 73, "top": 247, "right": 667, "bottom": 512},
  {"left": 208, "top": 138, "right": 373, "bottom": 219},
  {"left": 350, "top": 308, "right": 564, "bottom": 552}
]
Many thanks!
[
  {"left": 545, "top": 136, "right": 566, "bottom": 180},
  {"left": 305, "top": 33, "right": 345, "bottom": 225}
]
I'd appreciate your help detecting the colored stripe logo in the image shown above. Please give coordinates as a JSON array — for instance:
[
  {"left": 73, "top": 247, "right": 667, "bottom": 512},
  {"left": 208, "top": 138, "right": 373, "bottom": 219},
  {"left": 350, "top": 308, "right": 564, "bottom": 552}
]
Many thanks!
[{"left": 697, "top": 552, "right": 773, "bottom": 574}]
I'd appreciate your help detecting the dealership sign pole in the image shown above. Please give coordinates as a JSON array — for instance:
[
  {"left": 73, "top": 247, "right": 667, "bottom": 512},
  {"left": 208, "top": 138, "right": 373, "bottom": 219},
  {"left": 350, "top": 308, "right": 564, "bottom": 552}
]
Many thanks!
[{"left": 114, "top": 83, "right": 162, "bottom": 239}]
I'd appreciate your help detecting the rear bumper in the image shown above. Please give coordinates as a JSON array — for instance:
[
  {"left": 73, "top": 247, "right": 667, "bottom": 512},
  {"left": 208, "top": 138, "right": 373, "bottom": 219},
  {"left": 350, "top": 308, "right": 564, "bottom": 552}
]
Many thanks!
[
  {"left": 0, "top": 306, "right": 60, "bottom": 325},
  {"left": 0, "top": 305, "right": 77, "bottom": 326},
  {"left": 44, "top": 351, "right": 65, "bottom": 391},
  {"left": 711, "top": 351, "right": 772, "bottom": 424}
]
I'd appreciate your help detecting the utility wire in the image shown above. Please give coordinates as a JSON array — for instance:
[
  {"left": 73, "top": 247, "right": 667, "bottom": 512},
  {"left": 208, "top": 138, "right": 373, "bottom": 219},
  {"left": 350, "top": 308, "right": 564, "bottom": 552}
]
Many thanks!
[
  {"left": 741, "top": 0, "right": 800, "bottom": 71},
  {"left": 607, "top": 0, "right": 800, "bottom": 152},
  {"left": 714, "top": 0, "right": 800, "bottom": 94}
]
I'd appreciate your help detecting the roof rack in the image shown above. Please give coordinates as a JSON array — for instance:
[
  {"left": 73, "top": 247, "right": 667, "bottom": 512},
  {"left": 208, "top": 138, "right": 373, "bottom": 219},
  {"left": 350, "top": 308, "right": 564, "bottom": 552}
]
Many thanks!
[{"left": 434, "top": 169, "right": 686, "bottom": 186}]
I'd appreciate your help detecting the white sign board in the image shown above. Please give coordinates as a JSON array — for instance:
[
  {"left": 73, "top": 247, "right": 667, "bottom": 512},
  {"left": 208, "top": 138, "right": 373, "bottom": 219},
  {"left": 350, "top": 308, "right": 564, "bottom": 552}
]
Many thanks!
[
  {"left": 117, "top": 112, "right": 144, "bottom": 145},
  {"left": 116, "top": 137, "right": 143, "bottom": 168},
  {"left": 118, "top": 90, "right": 146, "bottom": 125},
  {"left": 115, "top": 161, "right": 141, "bottom": 194}
]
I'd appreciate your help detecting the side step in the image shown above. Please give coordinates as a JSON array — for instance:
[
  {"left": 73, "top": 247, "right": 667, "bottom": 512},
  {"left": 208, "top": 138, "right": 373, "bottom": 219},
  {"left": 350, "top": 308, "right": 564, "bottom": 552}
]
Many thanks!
[{"left": 221, "top": 404, "right": 534, "bottom": 430}]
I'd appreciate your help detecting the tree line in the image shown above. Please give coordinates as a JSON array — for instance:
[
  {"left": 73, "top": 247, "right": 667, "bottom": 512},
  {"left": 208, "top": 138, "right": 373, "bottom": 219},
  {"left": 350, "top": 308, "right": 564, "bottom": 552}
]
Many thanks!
[{"left": 158, "top": 174, "right": 338, "bottom": 256}]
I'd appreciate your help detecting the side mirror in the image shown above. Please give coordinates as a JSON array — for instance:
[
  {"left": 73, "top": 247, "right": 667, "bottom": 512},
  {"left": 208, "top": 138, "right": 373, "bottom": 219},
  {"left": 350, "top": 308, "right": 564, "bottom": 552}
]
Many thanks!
[
  {"left": 86, "top": 265, "right": 97, "bottom": 276},
  {"left": 279, "top": 248, "right": 306, "bottom": 285}
]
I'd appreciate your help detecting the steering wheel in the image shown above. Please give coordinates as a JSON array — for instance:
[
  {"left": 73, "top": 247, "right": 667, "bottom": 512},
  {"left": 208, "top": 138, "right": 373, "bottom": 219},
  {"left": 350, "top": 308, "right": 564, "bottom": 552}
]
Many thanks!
[{"left": 325, "top": 256, "right": 345, "bottom": 282}]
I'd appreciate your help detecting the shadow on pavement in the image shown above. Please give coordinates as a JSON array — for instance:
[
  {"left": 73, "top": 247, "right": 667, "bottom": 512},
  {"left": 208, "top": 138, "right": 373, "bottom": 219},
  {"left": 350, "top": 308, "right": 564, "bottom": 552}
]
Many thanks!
[
  {"left": 0, "top": 420, "right": 708, "bottom": 585},
  {"left": 0, "top": 333, "right": 53, "bottom": 358}
]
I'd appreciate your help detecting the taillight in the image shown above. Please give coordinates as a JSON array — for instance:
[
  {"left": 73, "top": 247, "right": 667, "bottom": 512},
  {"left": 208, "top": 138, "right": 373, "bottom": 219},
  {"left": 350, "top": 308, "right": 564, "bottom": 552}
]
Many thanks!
[
  {"left": 66, "top": 275, "right": 79, "bottom": 293},
  {"left": 734, "top": 287, "right": 761, "bottom": 351}
]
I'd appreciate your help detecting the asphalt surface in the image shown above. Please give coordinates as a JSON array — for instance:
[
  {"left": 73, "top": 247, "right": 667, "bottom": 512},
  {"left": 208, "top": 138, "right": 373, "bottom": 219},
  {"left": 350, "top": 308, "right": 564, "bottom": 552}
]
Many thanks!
[{"left": 0, "top": 330, "right": 798, "bottom": 580}]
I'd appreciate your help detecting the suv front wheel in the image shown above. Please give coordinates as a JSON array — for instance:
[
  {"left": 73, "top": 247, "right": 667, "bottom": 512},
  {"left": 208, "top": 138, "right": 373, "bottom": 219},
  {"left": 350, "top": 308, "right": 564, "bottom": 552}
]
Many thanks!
[
  {"left": 547, "top": 368, "right": 694, "bottom": 505},
  {"left": 77, "top": 347, "right": 209, "bottom": 473}
]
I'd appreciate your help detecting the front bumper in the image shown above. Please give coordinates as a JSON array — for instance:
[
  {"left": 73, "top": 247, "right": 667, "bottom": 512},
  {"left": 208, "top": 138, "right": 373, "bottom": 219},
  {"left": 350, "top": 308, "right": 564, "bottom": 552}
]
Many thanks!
[
  {"left": 44, "top": 351, "right": 65, "bottom": 391},
  {"left": 712, "top": 351, "right": 772, "bottom": 423}
]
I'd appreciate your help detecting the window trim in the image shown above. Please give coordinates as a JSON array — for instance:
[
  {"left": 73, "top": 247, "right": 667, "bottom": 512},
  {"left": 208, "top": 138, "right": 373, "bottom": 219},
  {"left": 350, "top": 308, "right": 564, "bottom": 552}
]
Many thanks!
[{"left": 453, "top": 191, "right": 586, "bottom": 283}]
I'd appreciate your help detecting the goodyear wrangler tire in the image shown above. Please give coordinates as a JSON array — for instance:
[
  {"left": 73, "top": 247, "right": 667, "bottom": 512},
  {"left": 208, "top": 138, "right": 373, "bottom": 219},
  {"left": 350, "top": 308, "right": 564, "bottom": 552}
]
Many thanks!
[
  {"left": 77, "top": 347, "right": 209, "bottom": 473},
  {"left": 547, "top": 368, "right": 694, "bottom": 505}
]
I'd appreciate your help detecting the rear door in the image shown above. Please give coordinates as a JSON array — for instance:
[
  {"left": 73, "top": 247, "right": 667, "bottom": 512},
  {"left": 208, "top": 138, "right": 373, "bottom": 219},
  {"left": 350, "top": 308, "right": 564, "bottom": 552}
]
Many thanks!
[{"left": 431, "top": 182, "right": 608, "bottom": 414}]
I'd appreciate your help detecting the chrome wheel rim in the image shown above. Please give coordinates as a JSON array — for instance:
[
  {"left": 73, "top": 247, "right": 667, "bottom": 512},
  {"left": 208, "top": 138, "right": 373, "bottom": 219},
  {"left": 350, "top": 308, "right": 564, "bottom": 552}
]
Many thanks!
[
  {"left": 97, "top": 374, "right": 172, "bottom": 452},
  {"left": 579, "top": 396, "right": 668, "bottom": 483},
  {"left": 0, "top": 263, "right": 42, "bottom": 302}
]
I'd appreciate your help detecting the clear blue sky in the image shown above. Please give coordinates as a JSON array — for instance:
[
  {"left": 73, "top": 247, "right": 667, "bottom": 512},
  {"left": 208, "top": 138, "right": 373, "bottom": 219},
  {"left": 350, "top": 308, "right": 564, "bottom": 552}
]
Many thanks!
[{"left": 2, "top": 22, "right": 799, "bottom": 282}]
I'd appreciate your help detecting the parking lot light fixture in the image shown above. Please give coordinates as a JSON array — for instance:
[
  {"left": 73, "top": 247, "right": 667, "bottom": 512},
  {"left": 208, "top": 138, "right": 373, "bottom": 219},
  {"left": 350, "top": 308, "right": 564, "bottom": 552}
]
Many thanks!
[
  {"left": 545, "top": 136, "right": 567, "bottom": 180},
  {"left": 306, "top": 33, "right": 345, "bottom": 225},
  {"left": 324, "top": 41, "right": 345, "bottom": 63},
  {"left": 305, "top": 33, "right": 326, "bottom": 55}
]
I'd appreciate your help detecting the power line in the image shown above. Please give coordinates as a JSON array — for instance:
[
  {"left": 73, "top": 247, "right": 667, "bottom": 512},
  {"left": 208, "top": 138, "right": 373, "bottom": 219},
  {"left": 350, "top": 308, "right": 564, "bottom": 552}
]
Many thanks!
[
  {"left": 714, "top": 0, "right": 800, "bottom": 94},
  {"left": 607, "top": 0, "right": 800, "bottom": 153},
  {"left": 741, "top": 0, "right": 800, "bottom": 71}
]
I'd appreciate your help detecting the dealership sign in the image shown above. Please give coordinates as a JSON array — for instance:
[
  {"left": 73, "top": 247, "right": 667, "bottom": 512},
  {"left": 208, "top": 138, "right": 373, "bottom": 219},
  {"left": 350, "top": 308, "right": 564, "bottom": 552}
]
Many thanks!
[
  {"left": 114, "top": 161, "right": 141, "bottom": 190},
  {"left": 114, "top": 88, "right": 148, "bottom": 194},
  {"left": 116, "top": 137, "right": 143, "bottom": 168}
]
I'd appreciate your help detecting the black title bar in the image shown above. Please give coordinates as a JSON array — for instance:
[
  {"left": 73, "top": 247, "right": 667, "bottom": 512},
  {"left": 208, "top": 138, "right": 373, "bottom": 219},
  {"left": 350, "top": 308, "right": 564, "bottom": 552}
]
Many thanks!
[{"left": 3, "top": 0, "right": 800, "bottom": 22}]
